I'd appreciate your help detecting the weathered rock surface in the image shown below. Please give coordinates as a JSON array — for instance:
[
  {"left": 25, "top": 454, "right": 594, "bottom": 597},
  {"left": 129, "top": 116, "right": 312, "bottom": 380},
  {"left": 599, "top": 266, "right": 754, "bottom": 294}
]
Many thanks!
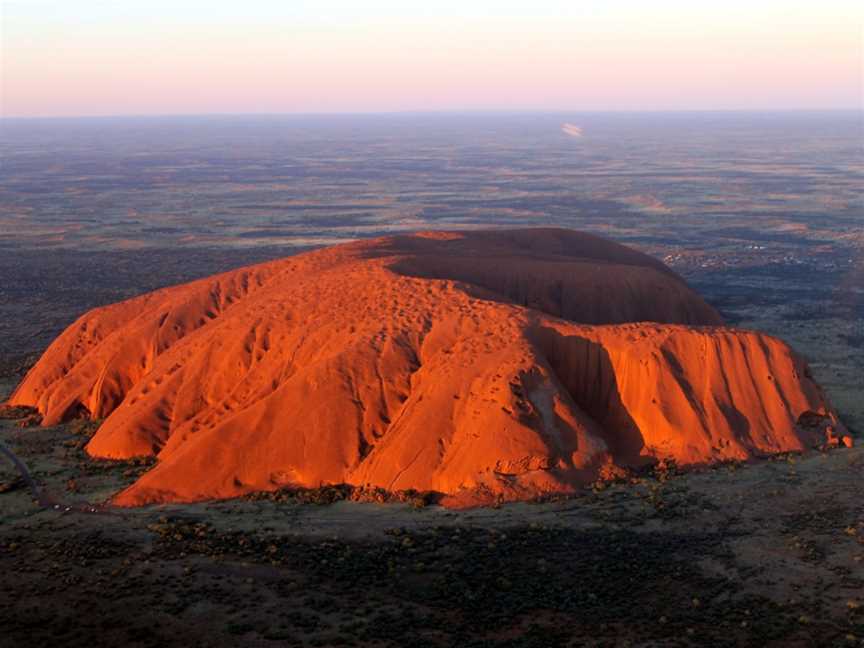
[{"left": 8, "top": 229, "right": 841, "bottom": 505}]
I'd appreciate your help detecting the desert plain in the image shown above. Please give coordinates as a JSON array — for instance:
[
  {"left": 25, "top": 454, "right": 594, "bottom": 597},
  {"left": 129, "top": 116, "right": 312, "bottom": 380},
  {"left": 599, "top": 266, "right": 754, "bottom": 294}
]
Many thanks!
[{"left": 1, "top": 113, "right": 862, "bottom": 647}]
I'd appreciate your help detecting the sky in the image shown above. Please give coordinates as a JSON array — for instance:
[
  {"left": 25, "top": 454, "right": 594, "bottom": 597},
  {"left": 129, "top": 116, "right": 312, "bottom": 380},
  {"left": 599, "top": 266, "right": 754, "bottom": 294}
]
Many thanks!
[{"left": 1, "top": 0, "right": 862, "bottom": 117}]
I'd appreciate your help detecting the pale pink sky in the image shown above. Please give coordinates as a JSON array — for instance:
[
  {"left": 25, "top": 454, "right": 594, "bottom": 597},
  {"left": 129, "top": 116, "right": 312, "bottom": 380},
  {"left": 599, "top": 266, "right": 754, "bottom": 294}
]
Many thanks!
[{"left": 1, "top": 0, "right": 862, "bottom": 117}]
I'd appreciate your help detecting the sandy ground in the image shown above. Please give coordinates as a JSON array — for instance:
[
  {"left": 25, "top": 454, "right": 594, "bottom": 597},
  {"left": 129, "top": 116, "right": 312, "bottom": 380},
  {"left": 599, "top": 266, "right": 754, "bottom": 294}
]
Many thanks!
[{"left": 1, "top": 376, "right": 862, "bottom": 647}]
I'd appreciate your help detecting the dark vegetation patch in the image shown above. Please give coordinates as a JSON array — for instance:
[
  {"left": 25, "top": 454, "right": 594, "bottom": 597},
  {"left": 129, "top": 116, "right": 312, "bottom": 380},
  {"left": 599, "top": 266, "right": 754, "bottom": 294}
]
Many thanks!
[
  {"left": 841, "top": 333, "right": 864, "bottom": 349},
  {"left": 247, "top": 484, "right": 439, "bottom": 508},
  {"left": 2, "top": 412, "right": 863, "bottom": 646},
  {"left": 138, "top": 518, "right": 850, "bottom": 647}
]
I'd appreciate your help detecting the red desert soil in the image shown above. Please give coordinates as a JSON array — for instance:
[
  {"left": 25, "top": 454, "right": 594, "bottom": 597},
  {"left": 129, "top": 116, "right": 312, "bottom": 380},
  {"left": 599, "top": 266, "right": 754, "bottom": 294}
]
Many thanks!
[{"left": 6, "top": 229, "right": 844, "bottom": 506}]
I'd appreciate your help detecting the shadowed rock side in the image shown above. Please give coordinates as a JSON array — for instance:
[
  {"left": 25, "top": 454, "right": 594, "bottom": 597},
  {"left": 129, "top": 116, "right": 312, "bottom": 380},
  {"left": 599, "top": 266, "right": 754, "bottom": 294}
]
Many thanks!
[
  {"left": 7, "top": 229, "right": 842, "bottom": 506},
  {"left": 371, "top": 229, "right": 723, "bottom": 325}
]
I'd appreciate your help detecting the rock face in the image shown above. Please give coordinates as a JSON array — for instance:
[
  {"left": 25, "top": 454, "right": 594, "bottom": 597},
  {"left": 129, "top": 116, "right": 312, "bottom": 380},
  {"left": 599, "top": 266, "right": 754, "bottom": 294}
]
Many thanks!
[{"left": 8, "top": 229, "right": 842, "bottom": 505}]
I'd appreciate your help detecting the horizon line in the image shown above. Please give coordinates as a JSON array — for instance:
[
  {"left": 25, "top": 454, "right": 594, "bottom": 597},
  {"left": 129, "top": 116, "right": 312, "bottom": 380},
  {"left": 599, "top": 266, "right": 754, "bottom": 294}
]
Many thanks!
[{"left": 1, "top": 107, "right": 862, "bottom": 121}]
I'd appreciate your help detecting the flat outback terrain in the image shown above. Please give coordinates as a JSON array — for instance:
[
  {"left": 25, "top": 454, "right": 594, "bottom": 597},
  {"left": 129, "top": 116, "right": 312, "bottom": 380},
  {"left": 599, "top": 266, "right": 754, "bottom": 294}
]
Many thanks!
[
  {"left": 1, "top": 381, "right": 862, "bottom": 647},
  {"left": 1, "top": 113, "right": 862, "bottom": 647}
]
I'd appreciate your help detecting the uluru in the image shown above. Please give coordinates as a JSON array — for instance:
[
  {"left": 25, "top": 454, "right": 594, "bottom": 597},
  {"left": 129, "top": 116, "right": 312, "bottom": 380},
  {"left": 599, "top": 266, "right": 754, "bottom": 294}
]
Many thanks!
[{"left": 7, "top": 228, "right": 844, "bottom": 506}]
